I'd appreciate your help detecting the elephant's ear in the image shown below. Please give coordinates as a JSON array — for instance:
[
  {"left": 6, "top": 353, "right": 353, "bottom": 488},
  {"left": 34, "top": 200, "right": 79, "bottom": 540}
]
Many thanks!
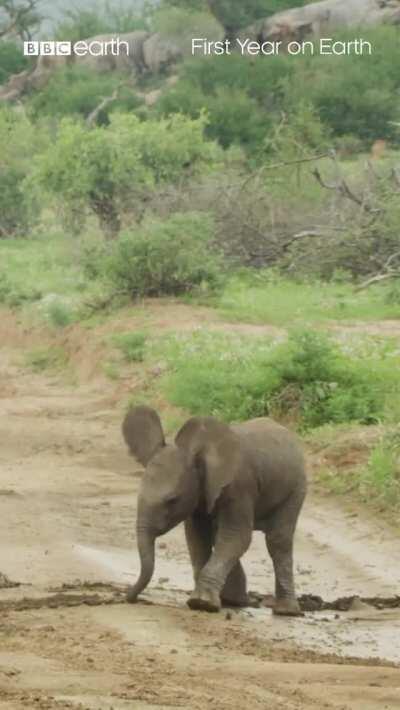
[
  {"left": 175, "top": 417, "right": 243, "bottom": 514},
  {"left": 122, "top": 405, "right": 165, "bottom": 466}
]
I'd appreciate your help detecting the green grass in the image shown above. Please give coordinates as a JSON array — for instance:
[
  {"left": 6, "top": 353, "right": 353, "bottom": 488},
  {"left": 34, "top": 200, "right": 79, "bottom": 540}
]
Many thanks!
[
  {"left": 0, "top": 233, "right": 84, "bottom": 306},
  {"left": 24, "top": 346, "right": 68, "bottom": 373},
  {"left": 217, "top": 273, "right": 400, "bottom": 326},
  {"left": 112, "top": 331, "right": 147, "bottom": 363},
  {"left": 314, "top": 426, "right": 400, "bottom": 514},
  {"left": 149, "top": 328, "right": 400, "bottom": 429}
]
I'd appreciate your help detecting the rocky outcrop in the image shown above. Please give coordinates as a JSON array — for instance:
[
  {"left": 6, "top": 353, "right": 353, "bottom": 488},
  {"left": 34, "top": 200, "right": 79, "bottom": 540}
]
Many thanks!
[
  {"left": 1, "top": 0, "right": 399, "bottom": 103},
  {"left": 243, "top": 0, "right": 400, "bottom": 46},
  {"left": 0, "top": 30, "right": 182, "bottom": 102}
]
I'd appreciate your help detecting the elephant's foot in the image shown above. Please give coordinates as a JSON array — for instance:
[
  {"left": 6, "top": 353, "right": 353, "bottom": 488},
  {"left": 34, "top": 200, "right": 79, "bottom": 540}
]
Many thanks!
[
  {"left": 188, "top": 586, "right": 221, "bottom": 613},
  {"left": 273, "top": 597, "right": 304, "bottom": 617},
  {"left": 221, "top": 593, "right": 250, "bottom": 608}
]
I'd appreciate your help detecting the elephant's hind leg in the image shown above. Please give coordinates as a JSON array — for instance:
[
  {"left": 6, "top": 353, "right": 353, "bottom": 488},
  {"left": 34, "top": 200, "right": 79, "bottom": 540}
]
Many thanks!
[
  {"left": 264, "top": 486, "right": 306, "bottom": 617},
  {"left": 221, "top": 561, "right": 248, "bottom": 607}
]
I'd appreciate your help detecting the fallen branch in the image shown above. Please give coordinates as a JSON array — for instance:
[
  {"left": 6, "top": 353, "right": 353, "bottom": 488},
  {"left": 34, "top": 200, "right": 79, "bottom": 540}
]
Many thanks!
[
  {"left": 86, "top": 88, "right": 120, "bottom": 127},
  {"left": 311, "top": 166, "right": 381, "bottom": 214},
  {"left": 355, "top": 250, "right": 400, "bottom": 290}
]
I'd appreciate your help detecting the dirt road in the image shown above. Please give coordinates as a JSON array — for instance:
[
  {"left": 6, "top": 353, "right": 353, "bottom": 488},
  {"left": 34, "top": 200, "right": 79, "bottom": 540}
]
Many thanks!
[{"left": 1, "top": 311, "right": 400, "bottom": 710}]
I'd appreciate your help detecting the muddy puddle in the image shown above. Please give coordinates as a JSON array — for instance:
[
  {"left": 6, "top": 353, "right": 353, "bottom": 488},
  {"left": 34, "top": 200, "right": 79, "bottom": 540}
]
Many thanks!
[
  {"left": 71, "top": 541, "right": 400, "bottom": 665},
  {"left": 1, "top": 323, "right": 400, "bottom": 710}
]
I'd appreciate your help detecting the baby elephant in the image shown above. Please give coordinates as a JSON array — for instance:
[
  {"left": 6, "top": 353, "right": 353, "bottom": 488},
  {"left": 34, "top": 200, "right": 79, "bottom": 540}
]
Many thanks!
[{"left": 123, "top": 406, "right": 307, "bottom": 615}]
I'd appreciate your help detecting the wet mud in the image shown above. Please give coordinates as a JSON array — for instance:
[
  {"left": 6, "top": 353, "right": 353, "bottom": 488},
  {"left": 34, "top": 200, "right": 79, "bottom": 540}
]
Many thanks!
[{"left": 1, "top": 317, "right": 400, "bottom": 709}]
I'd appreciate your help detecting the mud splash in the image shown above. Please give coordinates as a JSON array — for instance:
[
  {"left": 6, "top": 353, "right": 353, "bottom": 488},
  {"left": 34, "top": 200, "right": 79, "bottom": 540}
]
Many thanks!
[{"left": 1, "top": 581, "right": 399, "bottom": 614}]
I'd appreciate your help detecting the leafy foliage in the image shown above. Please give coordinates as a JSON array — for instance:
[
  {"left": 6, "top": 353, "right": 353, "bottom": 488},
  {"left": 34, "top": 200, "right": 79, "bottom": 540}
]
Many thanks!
[
  {"left": 32, "top": 113, "right": 216, "bottom": 236},
  {"left": 28, "top": 67, "right": 141, "bottom": 121},
  {"left": 164, "top": 330, "right": 396, "bottom": 429},
  {"left": 0, "top": 40, "right": 28, "bottom": 84},
  {"left": 0, "top": 0, "right": 41, "bottom": 40},
  {"left": 112, "top": 331, "right": 147, "bottom": 362},
  {"left": 54, "top": 3, "right": 149, "bottom": 42},
  {"left": 161, "top": 0, "right": 308, "bottom": 32},
  {"left": 105, "top": 212, "right": 222, "bottom": 296},
  {"left": 0, "top": 107, "right": 44, "bottom": 236},
  {"left": 286, "top": 27, "right": 400, "bottom": 146},
  {"left": 157, "top": 54, "right": 290, "bottom": 153}
]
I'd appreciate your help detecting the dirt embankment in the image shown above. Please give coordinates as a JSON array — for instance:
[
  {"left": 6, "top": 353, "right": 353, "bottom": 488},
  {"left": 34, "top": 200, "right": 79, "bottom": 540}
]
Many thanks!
[{"left": 1, "top": 307, "right": 400, "bottom": 710}]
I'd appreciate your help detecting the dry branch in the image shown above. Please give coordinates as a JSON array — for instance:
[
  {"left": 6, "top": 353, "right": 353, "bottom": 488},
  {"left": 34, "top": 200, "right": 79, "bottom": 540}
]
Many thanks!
[
  {"left": 355, "top": 250, "right": 400, "bottom": 291},
  {"left": 0, "top": 0, "right": 39, "bottom": 39},
  {"left": 86, "top": 88, "right": 120, "bottom": 127}
]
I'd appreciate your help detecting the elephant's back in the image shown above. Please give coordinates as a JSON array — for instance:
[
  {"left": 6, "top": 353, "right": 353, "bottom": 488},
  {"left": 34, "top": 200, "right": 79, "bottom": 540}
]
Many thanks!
[
  {"left": 232, "top": 417, "right": 300, "bottom": 451},
  {"left": 232, "top": 417, "right": 306, "bottom": 494}
]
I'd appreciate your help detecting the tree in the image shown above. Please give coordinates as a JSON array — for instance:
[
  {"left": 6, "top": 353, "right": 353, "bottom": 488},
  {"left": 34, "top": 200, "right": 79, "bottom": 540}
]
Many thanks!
[
  {"left": 0, "top": 39, "right": 28, "bottom": 83},
  {"left": 161, "top": 0, "right": 308, "bottom": 36},
  {"left": 0, "top": 106, "right": 44, "bottom": 236},
  {"left": 0, "top": 0, "right": 41, "bottom": 40},
  {"left": 32, "top": 113, "right": 218, "bottom": 238}
]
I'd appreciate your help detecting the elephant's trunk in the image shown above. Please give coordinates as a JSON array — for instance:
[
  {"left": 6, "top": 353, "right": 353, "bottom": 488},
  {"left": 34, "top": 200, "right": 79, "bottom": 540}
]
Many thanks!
[{"left": 126, "top": 526, "right": 156, "bottom": 603}]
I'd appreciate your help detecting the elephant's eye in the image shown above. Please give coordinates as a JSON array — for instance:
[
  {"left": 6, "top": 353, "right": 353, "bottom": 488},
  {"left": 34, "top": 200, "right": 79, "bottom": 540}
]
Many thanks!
[{"left": 165, "top": 495, "right": 179, "bottom": 507}]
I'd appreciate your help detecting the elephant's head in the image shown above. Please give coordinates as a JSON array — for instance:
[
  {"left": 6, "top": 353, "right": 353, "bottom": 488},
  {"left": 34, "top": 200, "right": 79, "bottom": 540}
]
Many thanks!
[{"left": 122, "top": 406, "right": 244, "bottom": 602}]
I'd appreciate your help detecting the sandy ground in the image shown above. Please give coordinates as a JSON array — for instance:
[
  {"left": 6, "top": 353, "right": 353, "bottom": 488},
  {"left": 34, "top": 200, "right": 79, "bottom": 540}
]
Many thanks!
[{"left": 1, "top": 309, "right": 400, "bottom": 710}]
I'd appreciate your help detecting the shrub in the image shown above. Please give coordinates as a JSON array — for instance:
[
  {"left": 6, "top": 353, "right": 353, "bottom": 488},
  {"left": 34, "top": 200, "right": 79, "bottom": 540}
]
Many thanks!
[
  {"left": 285, "top": 27, "right": 400, "bottom": 146},
  {"left": 164, "top": 330, "right": 396, "bottom": 429},
  {"left": 0, "top": 41, "right": 29, "bottom": 84},
  {"left": 267, "top": 331, "right": 384, "bottom": 428},
  {"left": 177, "top": 54, "right": 292, "bottom": 104},
  {"left": 112, "top": 331, "right": 147, "bottom": 362},
  {"left": 105, "top": 212, "right": 222, "bottom": 296},
  {"left": 157, "top": 54, "right": 290, "bottom": 153},
  {"left": 28, "top": 67, "right": 141, "bottom": 122},
  {"left": 55, "top": 4, "right": 148, "bottom": 42},
  {"left": 161, "top": 0, "right": 308, "bottom": 32},
  {"left": 361, "top": 430, "right": 400, "bottom": 507},
  {"left": 0, "top": 166, "right": 31, "bottom": 237},
  {"left": 32, "top": 113, "right": 216, "bottom": 237},
  {"left": 46, "top": 300, "right": 74, "bottom": 328},
  {"left": 0, "top": 107, "right": 43, "bottom": 236}
]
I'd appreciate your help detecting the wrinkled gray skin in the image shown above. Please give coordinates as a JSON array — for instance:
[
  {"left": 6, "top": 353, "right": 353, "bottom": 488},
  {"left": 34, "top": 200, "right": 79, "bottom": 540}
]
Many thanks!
[{"left": 123, "top": 406, "right": 307, "bottom": 615}]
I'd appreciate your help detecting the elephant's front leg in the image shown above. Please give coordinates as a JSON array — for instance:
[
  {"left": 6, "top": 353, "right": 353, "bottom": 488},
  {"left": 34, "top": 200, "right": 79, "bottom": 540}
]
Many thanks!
[
  {"left": 184, "top": 514, "right": 212, "bottom": 585},
  {"left": 220, "top": 561, "right": 249, "bottom": 607},
  {"left": 188, "top": 503, "right": 253, "bottom": 613}
]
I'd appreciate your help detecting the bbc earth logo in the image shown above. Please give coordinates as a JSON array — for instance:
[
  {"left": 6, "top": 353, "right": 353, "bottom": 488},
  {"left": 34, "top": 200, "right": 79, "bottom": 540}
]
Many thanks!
[{"left": 24, "top": 39, "right": 130, "bottom": 56}]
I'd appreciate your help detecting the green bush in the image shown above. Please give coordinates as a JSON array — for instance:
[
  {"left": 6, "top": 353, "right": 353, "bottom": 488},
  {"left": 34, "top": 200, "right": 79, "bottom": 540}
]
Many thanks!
[
  {"left": 28, "top": 67, "right": 141, "bottom": 122},
  {"left": 113, "top": 331, "right": 147, "bottom": 362},
  {"left": 361, "top": 430, "right": 400, "bottom": 507},
  {"left": 106, "top": 212, "right": 222, "bottom": 296},
  {"left": 177, "top": 54, "right": 292, "bottom": 104},
  {"left": 55, "top": 4, "right": 148, "bottom": 42},
  {"left": 32, "top": 112, "right": 216, "bottom": 237},
  {"left": 164, "top": 330, "right": 396, "bottom": 429},
  {"left": 157, "top": 54, "right": 290, "bottom": 153},
  {"left": 0, "top": 41, "right": 29, "bottom": 84},
  {"left": 46, "top": 300, "right": 74, "bottom": 328},
  {"left": 285, "top": 27, "right": 400, "bottom": 146},
  {"left": 268, "top": 331, "right": 383, "bottom": 428},
  {"left": 161, "top": 0, "right": 308, "bottom": 32},
  {"left": 0, "top": 107, "right": 43, "bottom": 236},
  {"left": 158, "top": 82, "right": 270, "bottom": 153},
  {"left": 0, "top": 167, "right": 31, "bottom": 237}
]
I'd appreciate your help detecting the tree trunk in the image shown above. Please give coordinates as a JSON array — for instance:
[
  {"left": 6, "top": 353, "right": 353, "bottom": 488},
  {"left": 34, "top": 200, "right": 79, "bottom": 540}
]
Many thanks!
[{"left": 90, "top": 194, "right": 121, "bottom": 240}]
